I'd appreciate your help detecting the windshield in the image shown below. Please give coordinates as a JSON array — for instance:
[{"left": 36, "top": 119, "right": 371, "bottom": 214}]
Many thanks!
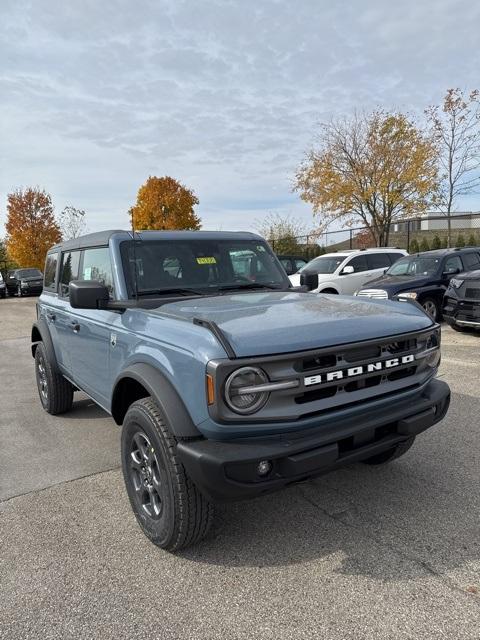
[
  {"left": 300, "top": 255, "right": 348, "bottom": 275},
  {"left": 17, "top": 269, "right": 42, "bottom": 278},
  {"left": 387, "top": 256, "right": 440, "bottom": 277},
  {"left": 120, "top": 239, "right": 288, "bottom": 297}
]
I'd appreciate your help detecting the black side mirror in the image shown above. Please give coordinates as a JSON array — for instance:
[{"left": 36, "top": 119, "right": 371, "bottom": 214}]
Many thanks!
[
  {"left": 300, "top": 272, "right": 319, "bottom": 291},
  {"left": 70, "top": 280, "right": 109, "bottom": 309}
]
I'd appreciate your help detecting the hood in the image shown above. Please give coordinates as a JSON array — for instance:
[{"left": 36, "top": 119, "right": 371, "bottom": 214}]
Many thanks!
[
  {"left": 363, "top": 274, "right": 433, "bottom": 291},
  {"left": 457, "top": 269, "right": 480, "bottom": 281},
  {"left": 151, "top": 291, "right": 433, "bottom": 357}
]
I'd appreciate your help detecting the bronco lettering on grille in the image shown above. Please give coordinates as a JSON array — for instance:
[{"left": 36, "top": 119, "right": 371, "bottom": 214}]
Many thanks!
[{"left": 304, "top": 354, "right": 415, "bottom": 387}]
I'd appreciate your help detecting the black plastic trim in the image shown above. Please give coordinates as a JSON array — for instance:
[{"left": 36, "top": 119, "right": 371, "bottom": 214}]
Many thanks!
[
  {"left": 111, "top": 363, "right": 201, "bottom": 438},
  {"left": 193, "top": 317, "right": 236, "bottom": 358},
  {"left": 177, "top": 378, "right": 450, "bottom": 502}
]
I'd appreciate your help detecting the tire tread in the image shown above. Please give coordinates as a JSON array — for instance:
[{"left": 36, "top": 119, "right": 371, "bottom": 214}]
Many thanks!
[{"left": 124, "top": 398, "right": 214, "bottom": 551}]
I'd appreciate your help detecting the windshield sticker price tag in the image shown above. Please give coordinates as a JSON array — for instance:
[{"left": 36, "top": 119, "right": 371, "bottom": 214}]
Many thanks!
[{"left": 196, "top": 257, "right": 216, "bottom": 265}]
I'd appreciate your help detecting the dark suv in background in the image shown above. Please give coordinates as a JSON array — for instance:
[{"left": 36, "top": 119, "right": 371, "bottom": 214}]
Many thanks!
[
  {"left": 355, "top": 248, "right": 480, "bottom": 320},
  {"left": 5, "top": 268, "right": 44, "bottom": 296},
  {"left": 443, "top": 268, "right": 480, "bottom": 332},
  {"left": 277, "top": 255, "right": 308, "bottom": 276}
]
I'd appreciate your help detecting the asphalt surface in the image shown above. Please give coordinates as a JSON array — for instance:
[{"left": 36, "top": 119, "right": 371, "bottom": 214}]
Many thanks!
[{"left": 0, "top": 296, "right": 479, "bottom": 639}]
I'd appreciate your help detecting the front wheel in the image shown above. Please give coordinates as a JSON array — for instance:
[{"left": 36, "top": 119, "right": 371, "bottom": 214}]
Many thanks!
[
  {"left": 362, "top": 436, "right": 415, "bottom": 465},
  {"left": 121, "top": 398, "right": 214, "bottom": 551},
  {"left": 420, "top": 297, "right": 439, "bottom": 321}
]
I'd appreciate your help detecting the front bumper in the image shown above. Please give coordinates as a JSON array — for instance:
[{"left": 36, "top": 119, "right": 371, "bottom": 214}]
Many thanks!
[
  {"left": 443, "top": 296, "right": 480, "bottom": 328},
  {"left": 177, "top": 378, "right": 450, "bottom": 502},
  {"left": 21, "top": 284, "right": 43, "bottom": 295}
]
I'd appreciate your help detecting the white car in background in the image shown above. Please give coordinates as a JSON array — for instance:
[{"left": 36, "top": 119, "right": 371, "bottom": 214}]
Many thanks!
[{"left": 289, "top": 248, "right": 408, "bottom": 295}]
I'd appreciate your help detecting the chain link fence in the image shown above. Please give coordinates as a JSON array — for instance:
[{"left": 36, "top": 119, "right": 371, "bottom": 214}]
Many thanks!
[{"left": 269, "top": 213, "right": 480, "bottom": 258}]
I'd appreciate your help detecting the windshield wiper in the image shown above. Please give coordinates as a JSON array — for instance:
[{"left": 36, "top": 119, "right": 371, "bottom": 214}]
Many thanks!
[
  {"left": 217, "top": 283, "right": 284, "bottom": 292},
  {"left": 136, "top": 287, "right": 204, "bottom": 297}
]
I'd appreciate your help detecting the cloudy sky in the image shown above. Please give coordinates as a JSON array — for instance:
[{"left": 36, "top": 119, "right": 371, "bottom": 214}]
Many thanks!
[{"left": 1, "top": 0, "right": 480, "bottom": 236}]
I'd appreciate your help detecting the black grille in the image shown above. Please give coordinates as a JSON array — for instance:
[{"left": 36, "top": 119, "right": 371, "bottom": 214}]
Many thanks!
[{"left": 465, "top": 288, "right": 480, "bottom": 299}]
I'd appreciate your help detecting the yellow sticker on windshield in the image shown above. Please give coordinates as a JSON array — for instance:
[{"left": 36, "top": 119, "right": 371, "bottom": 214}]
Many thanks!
[{"left": 196, "top": 257, "right": 216, "bottom": 264}]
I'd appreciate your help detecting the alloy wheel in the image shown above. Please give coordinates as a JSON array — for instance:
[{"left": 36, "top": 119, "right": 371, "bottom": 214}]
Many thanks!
[
  {"left": 129, "top": 431, "right": 164, "bottom": 519},
  {"left": 422, "top": 300, "right": 437, "bottom": 320},
  {"left": 37, "top": 355, "right": 48, "bottom": 402}
]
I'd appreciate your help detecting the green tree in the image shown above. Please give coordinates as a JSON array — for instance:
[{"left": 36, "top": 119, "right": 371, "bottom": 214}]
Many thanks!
[
  {"left": 420, "top": 237, "right": 430, "bottom": 252},
  {"left": 456, "top": 234, "right": 465, "bottom": 247},
  {"left": 294, "top": 110, "right": 439, "bottom": 246},
  {"left": 432, "top": 234, "right": 442, "bottom": 249},
  {"left": 441, "top": 236, "right": 448, "bottom": 248},
  {"left": 467, "top": 233, "right": 477, "bottom": 246},
  {"left": 409, "top": 238, "right": 420, "bottom": 253}
]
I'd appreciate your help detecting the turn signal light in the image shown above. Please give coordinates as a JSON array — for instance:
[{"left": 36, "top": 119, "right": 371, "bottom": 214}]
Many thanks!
[{"left": 206, "top": 374, "right": 215, "bottom": 406}]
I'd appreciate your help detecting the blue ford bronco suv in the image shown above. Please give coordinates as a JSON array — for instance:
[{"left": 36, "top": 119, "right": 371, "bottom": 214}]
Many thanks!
[{"left": 32, "top": 230, "right": 450, "bottom": 550}]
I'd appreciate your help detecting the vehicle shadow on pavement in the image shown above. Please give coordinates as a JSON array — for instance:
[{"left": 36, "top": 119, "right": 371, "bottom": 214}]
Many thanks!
[
  {"left": 67, "top": 397, "right": 110, "bottom": 420},
  {"left": 179, "top": 394, "right": 478, "bottom": 584}
]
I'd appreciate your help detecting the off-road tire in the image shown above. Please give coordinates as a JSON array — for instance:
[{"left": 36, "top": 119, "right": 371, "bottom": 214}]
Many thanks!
[
  {"left": 362, "top": 436, "right": 416, "bottom": 465},
  {"left": 34, "top": 342, "right": 74, "bottom": 414},
  {"left": 121, "top": 397, "right": 214, "bottom": 551}
]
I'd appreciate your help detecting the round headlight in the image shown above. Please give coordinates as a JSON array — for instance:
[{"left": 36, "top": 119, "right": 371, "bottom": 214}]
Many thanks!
[{"left": 224, "top": 366, "right": 269, "bottom": 414}]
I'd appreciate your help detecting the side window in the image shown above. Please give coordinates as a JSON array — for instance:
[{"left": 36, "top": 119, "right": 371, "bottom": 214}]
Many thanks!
[
  {"left": 367, "top": 253, "right": 391, "bottom": 269},
  {"left": 59, "top": 251, "right": 81, "bottom": 297},
  {"left": 347, "top": 255, "right": 369, "bottom": 273},
  {"left": 443, "top": 255, "right": 463, "bottom": 274},
  {"left": 387, "top": 252, "right": 405, "bottom": 265},
  {"left": 80, "top": 247, "right": 114, "bottom": 295},
  {"left": 44, "top": 253, "right": 59, "bottom": 290},
  {"left": 279, "top": 258, "right": 291, "bottom": 272},
  {"left": 463, "top": 253, "right": 480, "bottom": 270}
]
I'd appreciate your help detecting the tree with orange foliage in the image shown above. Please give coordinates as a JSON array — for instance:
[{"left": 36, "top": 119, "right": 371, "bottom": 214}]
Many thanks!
[
  {"left": 294, "top": 111, "right": 439, "bottom": 246},
  {"left": 130, "top": 176, "right": 201, "bottom": 231},
  {"left": 5, "top": 187, "right": 61, "bottom": 270}
]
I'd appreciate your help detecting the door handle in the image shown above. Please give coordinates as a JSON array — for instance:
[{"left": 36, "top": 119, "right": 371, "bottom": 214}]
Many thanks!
[{"left": 71, "top": 321, "right": 80, "bottom": 333}]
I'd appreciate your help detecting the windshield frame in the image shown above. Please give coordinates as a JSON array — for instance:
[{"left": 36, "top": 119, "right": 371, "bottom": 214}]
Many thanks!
[{"left": 119, "top": 238, "right": 291, "bottom": 299}]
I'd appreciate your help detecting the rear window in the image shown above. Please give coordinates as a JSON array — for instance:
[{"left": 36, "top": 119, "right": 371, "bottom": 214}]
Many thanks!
[{"left": 44, "top": 253, "right": 59, "bottom": 290}]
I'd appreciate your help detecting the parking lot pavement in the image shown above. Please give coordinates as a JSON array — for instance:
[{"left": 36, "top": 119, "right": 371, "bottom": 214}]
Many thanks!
[{"left": 1, "top": 299, "right": 479, "bottom": 639}]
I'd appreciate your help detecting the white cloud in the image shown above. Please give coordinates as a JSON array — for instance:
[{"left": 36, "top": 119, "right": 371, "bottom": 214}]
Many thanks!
[{"left": 1, "top": 0, "right": 480, "bottom": 236}]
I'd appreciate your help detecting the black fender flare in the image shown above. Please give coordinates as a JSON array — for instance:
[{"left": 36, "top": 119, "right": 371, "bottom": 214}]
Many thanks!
[
  {"left": 111, "top": 363, "right": 201, "bottom": 439},
  {"left": 31, "top": 319, "right": 60, "bottom": 371}
]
